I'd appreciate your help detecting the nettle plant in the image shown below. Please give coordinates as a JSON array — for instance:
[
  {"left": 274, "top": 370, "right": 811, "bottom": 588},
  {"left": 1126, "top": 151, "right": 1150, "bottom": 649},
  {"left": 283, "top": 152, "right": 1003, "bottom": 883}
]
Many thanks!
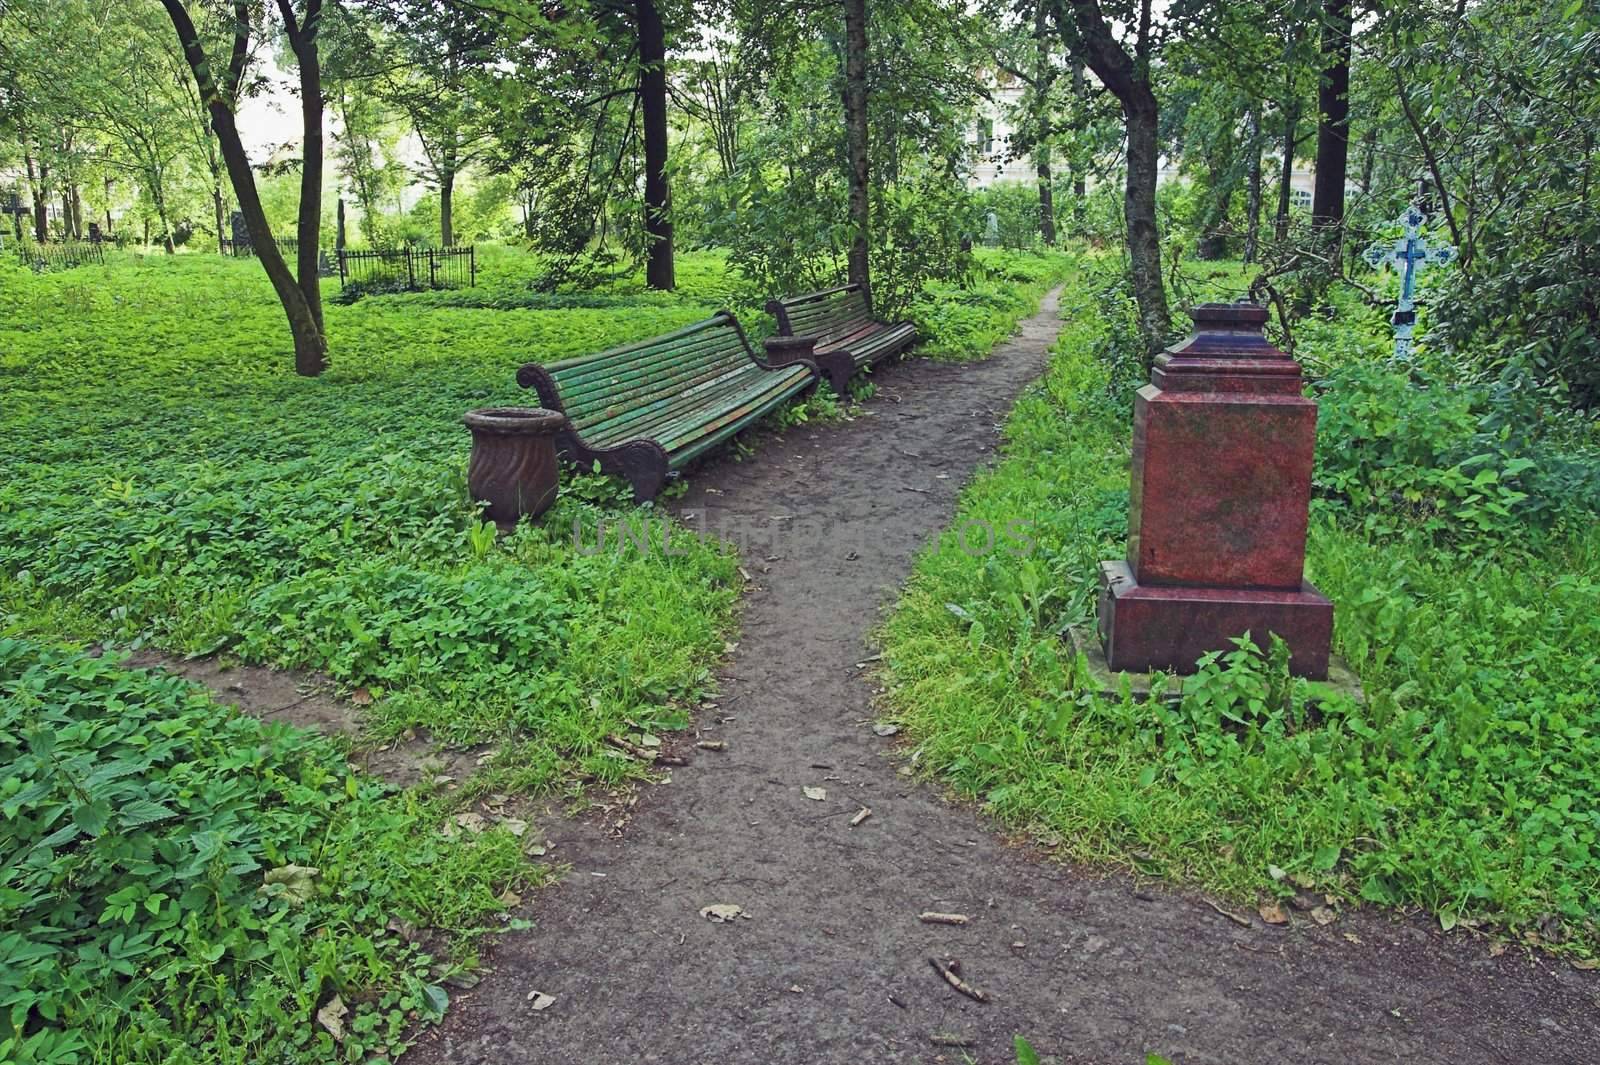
[{"left": 0, "top": 640, "right": 526, "bottom": 1065}]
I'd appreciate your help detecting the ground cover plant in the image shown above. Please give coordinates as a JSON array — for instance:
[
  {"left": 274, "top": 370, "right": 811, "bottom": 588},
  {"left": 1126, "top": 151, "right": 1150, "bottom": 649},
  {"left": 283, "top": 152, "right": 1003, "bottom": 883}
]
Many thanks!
[
  {"left": 879, "top": 257, "right": 1600, "bottom": 949},
  {"left": 1, "top": 637, "right": 536, "bottom": 1064}
]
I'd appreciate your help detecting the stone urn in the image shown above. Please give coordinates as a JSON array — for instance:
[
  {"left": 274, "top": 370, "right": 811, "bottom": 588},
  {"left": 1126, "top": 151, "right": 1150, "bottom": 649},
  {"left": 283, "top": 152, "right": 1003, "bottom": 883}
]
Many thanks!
[
  {"left": 462, "top": 407, "right": 567, "bottom": 528},
  {"left": 763, "top": 334, "right": 818, "bottom": 368}
]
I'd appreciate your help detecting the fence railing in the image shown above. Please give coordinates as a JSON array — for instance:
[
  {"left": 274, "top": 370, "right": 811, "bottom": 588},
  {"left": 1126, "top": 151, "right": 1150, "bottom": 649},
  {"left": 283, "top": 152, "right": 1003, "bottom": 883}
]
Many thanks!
[
  {"left": 220, "top": 236, "right": 300, "bottom": 258},
  {"left": 11, "top": 239, "right": 105, "bottom": 272},
  {"left": 337, "top": 246, "right": 476, "bottom": 291}
]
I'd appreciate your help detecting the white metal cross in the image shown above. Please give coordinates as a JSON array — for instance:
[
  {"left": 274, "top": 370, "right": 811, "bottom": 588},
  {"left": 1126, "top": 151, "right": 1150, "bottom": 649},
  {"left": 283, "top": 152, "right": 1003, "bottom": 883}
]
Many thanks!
[{"left": 1362, "top": 204, "right": 1455, "bottom": 359}]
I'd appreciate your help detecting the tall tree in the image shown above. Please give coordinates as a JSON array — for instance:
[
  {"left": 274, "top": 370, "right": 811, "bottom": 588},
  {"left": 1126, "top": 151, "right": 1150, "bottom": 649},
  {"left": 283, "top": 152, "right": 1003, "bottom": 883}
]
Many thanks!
[
  {"left": 1310, "top": 0, "right": 1353, "bottom": 238},
  {"left": 842, "top": 0, "right": 871, "bottom": 295},
  {"left": 159, "top": 0, "right": 328, "bottom": 375},
  {"left": 637, "top": 0, "right": 674, "bottom": 288},
  {"left": 1051, "top": 0, "right": 1171, "bottom": 358}
]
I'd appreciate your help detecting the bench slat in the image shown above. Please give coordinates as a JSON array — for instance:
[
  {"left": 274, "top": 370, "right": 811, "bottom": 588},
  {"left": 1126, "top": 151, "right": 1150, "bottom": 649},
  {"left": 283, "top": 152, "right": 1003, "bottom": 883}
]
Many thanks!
[{"left": 516, "top": 311, "right": 817, "bottom": 501}]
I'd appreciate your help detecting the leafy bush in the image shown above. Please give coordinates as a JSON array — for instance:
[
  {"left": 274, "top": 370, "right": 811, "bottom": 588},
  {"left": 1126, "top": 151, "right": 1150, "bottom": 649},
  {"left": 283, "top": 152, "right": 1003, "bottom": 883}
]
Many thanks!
[
  {"left": 1, "top": 638, "right": 530, "bottom": 1065},
  {"left": 909, "top": 248, "right": 1075, "bottom": 361},
  {"left": 973, "top": 182, "right": 1047, "bottom": 250},
  {"left": 1314, "top": 363, "right": 1600, "bottom": 547}
]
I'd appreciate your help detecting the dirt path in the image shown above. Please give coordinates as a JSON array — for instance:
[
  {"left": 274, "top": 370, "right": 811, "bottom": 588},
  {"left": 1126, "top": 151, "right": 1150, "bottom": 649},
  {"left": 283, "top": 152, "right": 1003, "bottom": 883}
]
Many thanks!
[{"left": 410, "top": 289, "right": 1599, "bottom": 1065}]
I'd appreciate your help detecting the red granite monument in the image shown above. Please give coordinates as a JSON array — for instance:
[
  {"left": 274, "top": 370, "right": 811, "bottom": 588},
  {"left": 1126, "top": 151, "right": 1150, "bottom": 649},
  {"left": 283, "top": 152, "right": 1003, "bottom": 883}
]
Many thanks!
[{"left": 1097, "top": 302, "right": 1333, "bottom": 679}]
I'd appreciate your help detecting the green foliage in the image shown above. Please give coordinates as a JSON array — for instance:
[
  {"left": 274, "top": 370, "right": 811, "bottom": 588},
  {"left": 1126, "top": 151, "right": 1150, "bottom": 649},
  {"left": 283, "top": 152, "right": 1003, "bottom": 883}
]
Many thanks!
[
  {"left": 974, "top": 183, "right": 1048, "bottom": 251},
  {"left": 909, "top": 248, "right": 1076, "bottom": 361},
  {"left": 1, "top": 638, "right": 533, "bottom": 1065},
  {"left": 1314, "top": 364, "right": 1600, "bottom": 547},
  {"left": 0, "top": 252, "right": 738, "bottom": 759},
  {"left": 881, "top": 268, "right": 1600, "bottom": 948}
]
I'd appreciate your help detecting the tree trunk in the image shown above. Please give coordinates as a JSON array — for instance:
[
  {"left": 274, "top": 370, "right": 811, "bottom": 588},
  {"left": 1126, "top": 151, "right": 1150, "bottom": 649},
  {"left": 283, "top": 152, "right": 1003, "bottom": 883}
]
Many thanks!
[
  {"left": 70, "top": 184, "right": 84, "bottom": 239},
  {"left": 1359, "top": 123, "right": 1377, "bottom": 194},
  {"left": 62, "top": 191, "right": 75, "bottom": 240},
  {"left": 1275, "top": 106, "right": 1297, "bottom": 240},
  {"left": 842, "top": 0, "right": 871, "bottom": 297},
  {"left": 1311, "top": 0, "right": 1353, "bottom": 238},
  {"left": 1034, "top": 0, "right": 1056, "bottom": 246},
  {"left": 25, "top": 150, "right": 48, "bottom": 242},
  {"left": 1124, "top": 87, "right": 1170, "bottom": 357},
  {"left": 151, "top": 169, "right": 175, "bottom": 253},
  {"left": 213, "top": 183, "right": 227, "bottom": 253},
  {"left": 637, "top": 0, "right": 675, "bottom": 290},
  {"left": 1057, "top": 0, "right": 1171, "bottom": 359},
  {"left": 1243, "top": 108, "right": 1263, "bottom": 264},
  {"left": 160, "top": 0, "right": 327, "bottom": 375},
  {"left": 1070, "top": 60, "right": 1087, "bottom": 234},
  {"left": 290, "top": 1, "right": 326, "bottom": 337},
  {"left": 440, "top": 162, "right": 456, "bottom": 247}
]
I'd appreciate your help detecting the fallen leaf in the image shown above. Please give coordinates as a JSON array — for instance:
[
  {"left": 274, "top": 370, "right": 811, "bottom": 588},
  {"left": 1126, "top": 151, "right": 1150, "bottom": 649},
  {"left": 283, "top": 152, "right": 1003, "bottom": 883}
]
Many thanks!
[
  {"left": 1267, "top": 864, "right": 1287, "bottom": 881},
  {"left": 1571, "top": 957, "right": 1600, "bottom": 970},
  {"left": 1257, "top": 900, "right": 1289, "bottom": 925},
  {"left": 498, "top": 888, "right": 523, "bottom": 907},
  {"left": 802, "top": 786, "right": 827, "bottom": 801},
  {"left": 453, "top": 812, "right": 487, "bottom": 834},
  {"left": 500, "top": 817, "right": 529, "bottom": 837},
  {"left": 639, "top": 733, "right": 661, "bottom": 749},
  {"left": 1488, "top": 941, "right": 1508, "bottom": 957},
  {"left": 526, "top": 990, "right": 556, "bottom": 1011},
  {"left": 259, "top": 865, "right": 319, "bottom": 905},
  {"left": 872, "top": 723, "right": 900, "bottom": 737},
  {"left": 700, "top": 903, "right": 746, "bottom": 923},
  {"left": 788, "top": 984, "right": 804, "bottom": 994},
  {"left": 316, "top": 995, "right": 348, "bottom": 1042},
  {"left": 350, "top": 688, "right": 373, "bottom": 706},
  {"left": 1343, "top": 932, "right": 1362, "bottom": 945},
  {"left": 525, "top": 840, "right": 549, "bottom": 857},
  {"left": 1310, "top": 905, "right": 1337, "bottom": 926}
]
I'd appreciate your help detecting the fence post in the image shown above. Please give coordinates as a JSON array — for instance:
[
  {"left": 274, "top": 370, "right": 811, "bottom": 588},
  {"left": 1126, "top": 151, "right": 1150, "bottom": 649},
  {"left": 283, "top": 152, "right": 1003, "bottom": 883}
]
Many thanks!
[
  {"left": 406, "top": 248, "right": 415, "bottom": 290},
  {"left": 430, "top": 249, "right": 438, "bottom": 289},
  {"left": 471, "top": 245, "right": 476, "bottom": 288},
  {"left": 338, "top": 249, "right": 346, "bottom": 288}
]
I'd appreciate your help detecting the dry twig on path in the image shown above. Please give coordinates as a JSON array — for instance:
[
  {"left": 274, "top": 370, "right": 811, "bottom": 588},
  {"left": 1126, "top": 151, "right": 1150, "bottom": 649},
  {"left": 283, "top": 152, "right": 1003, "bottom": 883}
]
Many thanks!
[{"left": 928, "top": 957, "right": 988, "bottom": 1003}]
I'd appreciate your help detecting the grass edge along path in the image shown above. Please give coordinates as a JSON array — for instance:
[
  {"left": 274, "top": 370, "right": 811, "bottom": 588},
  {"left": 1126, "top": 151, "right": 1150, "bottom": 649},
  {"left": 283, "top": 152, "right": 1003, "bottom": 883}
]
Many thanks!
[{"left": 878, "top": 271, "right": 1600, "bottom": 954}]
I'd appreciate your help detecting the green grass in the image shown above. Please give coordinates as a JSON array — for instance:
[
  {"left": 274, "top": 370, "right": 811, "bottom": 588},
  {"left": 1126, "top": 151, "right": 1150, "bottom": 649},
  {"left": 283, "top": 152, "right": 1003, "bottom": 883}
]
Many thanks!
[{"left": 880, "top": 261, "right": 1600, "bottom": 949}]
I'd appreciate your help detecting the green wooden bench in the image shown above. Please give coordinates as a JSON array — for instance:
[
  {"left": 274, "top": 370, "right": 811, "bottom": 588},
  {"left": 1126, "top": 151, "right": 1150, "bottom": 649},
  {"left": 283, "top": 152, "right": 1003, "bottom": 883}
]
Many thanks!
[
  {"left": 516, "top": 311, "right": 818, "bottom": 501},
  {"left": 764, "top": 283, "right": 917, "bottom": 395}
]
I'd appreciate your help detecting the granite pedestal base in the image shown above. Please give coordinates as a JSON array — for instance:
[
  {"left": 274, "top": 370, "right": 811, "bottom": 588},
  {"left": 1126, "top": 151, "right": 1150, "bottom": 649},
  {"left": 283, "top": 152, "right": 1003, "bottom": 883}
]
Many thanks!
[{"left": 1096, "top": 560, "right": 1334, "bottom": 680}]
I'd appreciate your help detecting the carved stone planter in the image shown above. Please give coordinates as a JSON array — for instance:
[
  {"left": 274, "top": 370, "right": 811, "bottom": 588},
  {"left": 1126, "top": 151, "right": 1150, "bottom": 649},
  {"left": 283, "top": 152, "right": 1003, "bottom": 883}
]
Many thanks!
[
  {"left": 763, "top": 334, "right": 818, "bottom": 368},
  {"left": 462, "top": 407, "right": 567, "bottom": 528}
]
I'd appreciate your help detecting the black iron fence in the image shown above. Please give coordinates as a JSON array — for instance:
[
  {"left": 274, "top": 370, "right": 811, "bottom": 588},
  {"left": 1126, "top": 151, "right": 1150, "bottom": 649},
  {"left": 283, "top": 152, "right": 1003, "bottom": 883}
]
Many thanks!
[
  {"left": 337, "top": 246, "right": 476, "bottom": 290},
  {"left": 219, "top": 236, "right": 301, "bottom": 258},
  {"left": 11, "top": 239, "right": 105, "bottom": 272}
]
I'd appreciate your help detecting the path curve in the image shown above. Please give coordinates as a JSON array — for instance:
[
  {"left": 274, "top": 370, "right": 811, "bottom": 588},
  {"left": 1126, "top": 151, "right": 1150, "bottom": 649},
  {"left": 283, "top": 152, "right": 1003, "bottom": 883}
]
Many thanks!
[{"left": 412, "top": 289, "right": 1600, "bottom": 1065}]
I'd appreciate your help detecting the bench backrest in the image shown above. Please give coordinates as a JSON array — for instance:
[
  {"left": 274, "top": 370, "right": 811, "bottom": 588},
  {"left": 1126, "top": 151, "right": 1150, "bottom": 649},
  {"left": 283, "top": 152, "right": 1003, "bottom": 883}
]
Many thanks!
[
  {"left": 768, "top": 284, "right": 875, "bottom": 344},
  {"left": 518, "top": 311, "right": 760, "bottom": 434}
]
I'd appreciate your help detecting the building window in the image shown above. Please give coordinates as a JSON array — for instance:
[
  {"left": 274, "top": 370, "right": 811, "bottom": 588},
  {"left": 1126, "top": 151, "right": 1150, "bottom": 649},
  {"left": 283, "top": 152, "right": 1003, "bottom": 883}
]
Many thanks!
[
  {"left": 978, "top": 118, "right": 994, "bottom": 157},
  {"left": 1291, "top": 188, "right": 1312, "bottom": 209}
]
